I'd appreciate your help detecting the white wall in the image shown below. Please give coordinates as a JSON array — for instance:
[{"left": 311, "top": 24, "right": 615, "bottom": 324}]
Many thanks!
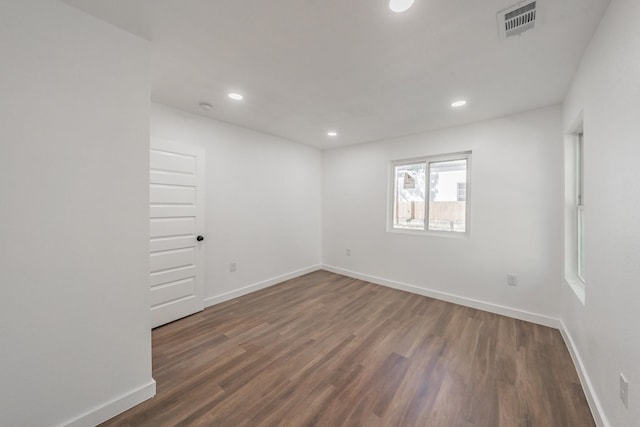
[
  {"left": 322, "top": 105, "right": 564, "bottom": 323},
  {"left": 150, "top": 104, "right": 322, "bottom": 304},
  {"left": 562, "top": 0, "right": 640, "bottom": 425},
  {"left": 0, "top": 1, "right": 153, "bottom": 426}
]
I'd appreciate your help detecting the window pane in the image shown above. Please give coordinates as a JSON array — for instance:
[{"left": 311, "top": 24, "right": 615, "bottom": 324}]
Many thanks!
[
  {"left": 577, "top": 133, "right": 585, "bottom": 282},
  {"left": 578, "top": 207, "right": 585, "bottom": 281},
  {"left": 428, "top": 159, "right": 467, "bottom": 232},
  {"left": 393, "top": 163, "right": 426, "bottom": 230},
  {"left": 577, "top": 133, "right": 584, "bottom": 206}
]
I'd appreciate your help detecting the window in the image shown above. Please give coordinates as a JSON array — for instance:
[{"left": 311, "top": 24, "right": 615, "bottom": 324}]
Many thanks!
[
  {"left": 577, "top": 132, "right": 585, "bottom": 282},
  {"left": 564, "top": 115, "right": 585, "bottom": 303},
  {"left": 391, "top": 152, "right": 470, "bottom": 234}
]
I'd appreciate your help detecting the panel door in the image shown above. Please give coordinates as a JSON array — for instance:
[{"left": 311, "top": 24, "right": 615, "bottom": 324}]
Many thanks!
[{"left": 149, "top": 138, "right": 205, "bottom": 328}]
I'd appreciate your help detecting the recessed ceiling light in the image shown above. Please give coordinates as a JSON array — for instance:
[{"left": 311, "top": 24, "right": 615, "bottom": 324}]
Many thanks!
[
  {"left": 228, "top": 92, "right": 244, "bottom": 101},
  {"left": 199, "top": 102, "right": 213, "bottom": 111},
  {"left": 451, "top": 100, "right": 467, "bottom": 108},
  {"left": 327, "top": 131, "right": 338, "bottom": 137},
  {"left": 388, "top": 0, "right": 414, "bottom": 13}
]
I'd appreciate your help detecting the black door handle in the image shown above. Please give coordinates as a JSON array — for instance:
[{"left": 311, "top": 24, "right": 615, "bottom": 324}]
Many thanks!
[{"left": 196, "top": 235, "right": 204, "bottom": 242}]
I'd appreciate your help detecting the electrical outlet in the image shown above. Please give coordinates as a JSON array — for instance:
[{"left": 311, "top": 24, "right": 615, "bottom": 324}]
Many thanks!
[
  {"left": 507, "top": 274, "right": 518, "bottom": 286},
  {"left": 620, "top": 373, "right": 629, "bottom": 408},
  {"left": 346, "top": 249, "right": 351, "bottom": 256},
  {"left": 230, "top": 262, "right": 237, "bottom": 272}
]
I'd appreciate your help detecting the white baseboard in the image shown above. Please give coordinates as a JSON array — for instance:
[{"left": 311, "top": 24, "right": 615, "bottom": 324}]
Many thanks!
[
  {"left": 204, "top": 265, "right": 322, "bottom": 308},
  {"left": 64, "top": 379, "right": 156, "bottom": 427},
  {"left": 559, "top": 321, "right": 609, "bottom": 427},
  {"left": 321, "top": 265, "right": 561, "bottom": 329}
]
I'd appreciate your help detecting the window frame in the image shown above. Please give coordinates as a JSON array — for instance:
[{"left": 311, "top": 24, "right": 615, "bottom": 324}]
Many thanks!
[{"left": 388, "top": 151, "right": 471, "bottom": 237}]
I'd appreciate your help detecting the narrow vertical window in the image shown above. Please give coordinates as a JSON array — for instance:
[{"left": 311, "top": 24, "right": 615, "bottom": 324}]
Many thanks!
[
  {"left": 577, "top": 132, "right": 585, "bottom": 282},
  {"left": 391, "top": 152, "right": 470, "bottom": 235}
]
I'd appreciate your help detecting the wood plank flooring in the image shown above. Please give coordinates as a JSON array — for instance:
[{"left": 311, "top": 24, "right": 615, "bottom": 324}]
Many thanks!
[{"left": 101, "top": 270, "right": 594, "bottom": 427}]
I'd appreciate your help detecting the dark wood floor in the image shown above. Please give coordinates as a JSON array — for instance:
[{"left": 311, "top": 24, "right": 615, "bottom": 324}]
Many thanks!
[{"left": 101, "top": 270, "right": 594, "bottom": 427}]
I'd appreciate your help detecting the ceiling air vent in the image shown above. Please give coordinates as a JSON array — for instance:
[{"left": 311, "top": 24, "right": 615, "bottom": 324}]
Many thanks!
[{"left": 498, "top": 0, "right": 538, "bottom": 39}]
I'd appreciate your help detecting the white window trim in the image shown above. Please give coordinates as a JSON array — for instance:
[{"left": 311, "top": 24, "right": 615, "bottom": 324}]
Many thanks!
[{"left": 388, "top": 151, "right": 471, "bottom": 238}]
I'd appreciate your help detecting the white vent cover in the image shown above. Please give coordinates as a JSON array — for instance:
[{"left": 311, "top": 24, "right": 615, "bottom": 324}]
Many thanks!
[{"left": 498, "top": 0, "right": 538, "bottom": 38}]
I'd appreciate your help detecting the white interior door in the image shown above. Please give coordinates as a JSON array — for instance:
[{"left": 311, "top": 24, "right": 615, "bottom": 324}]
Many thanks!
[{"left": 149, "top": 138, "right": 205, "bottom": 328}]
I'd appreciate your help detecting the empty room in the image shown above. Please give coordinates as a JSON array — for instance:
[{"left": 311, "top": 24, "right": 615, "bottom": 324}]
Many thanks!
[{"left": 2, "top": 0, "right": 639, "bottom": 426}]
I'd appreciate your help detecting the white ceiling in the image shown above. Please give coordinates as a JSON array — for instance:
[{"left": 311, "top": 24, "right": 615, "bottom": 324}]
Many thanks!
[{"left": 63, "top": 0, "right": 610, "bottom": 149}]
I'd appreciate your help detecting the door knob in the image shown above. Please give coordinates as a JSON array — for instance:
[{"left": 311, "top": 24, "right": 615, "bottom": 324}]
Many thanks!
[{"left": 196, "top": 235, "right": 204, "bottom": 242}]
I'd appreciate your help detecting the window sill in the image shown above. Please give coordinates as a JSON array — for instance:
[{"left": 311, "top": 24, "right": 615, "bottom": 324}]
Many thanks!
[
  {"left": 565, "top": 276, "right": 586, "bottom": 306},
  {"left": 388, "top": 227, "right": 469, "bottom": 239}
]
